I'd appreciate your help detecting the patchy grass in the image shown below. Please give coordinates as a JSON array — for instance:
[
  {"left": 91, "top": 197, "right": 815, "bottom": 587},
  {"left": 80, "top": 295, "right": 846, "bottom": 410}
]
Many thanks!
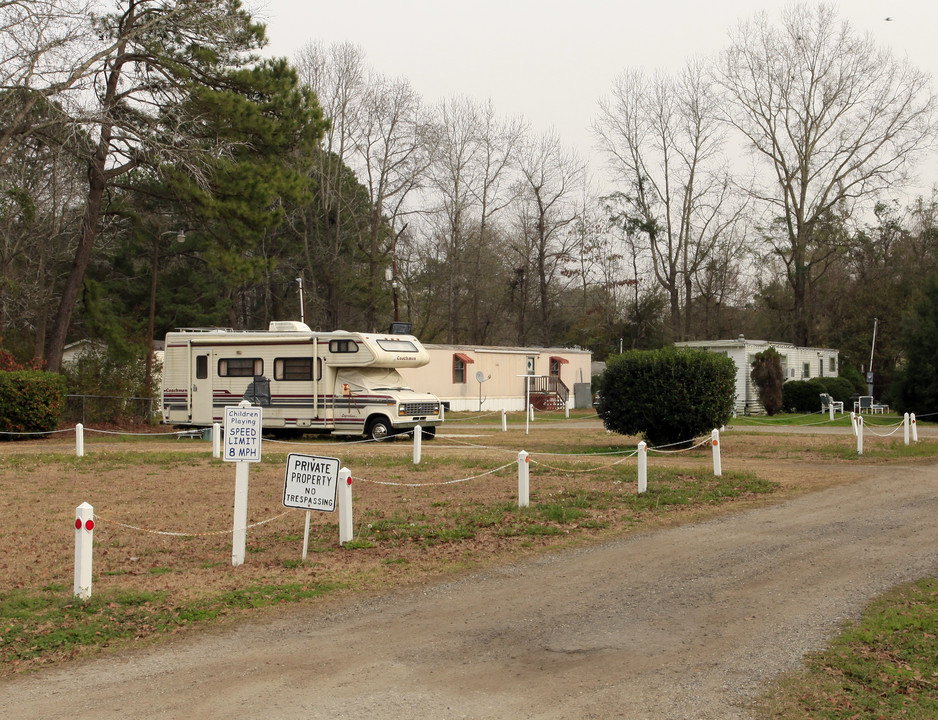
[
  {"left": 758, "top": 577, "right": 938, "bottom": 719},
  {"left": 0, "top": 420, "right": 935, "bottom": 677}
]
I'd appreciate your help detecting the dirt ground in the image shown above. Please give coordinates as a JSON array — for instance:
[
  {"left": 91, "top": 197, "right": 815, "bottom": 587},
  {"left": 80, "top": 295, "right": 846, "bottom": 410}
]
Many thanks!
[{"left": 2, "top": 420, "right": 937, "bottom": 719}]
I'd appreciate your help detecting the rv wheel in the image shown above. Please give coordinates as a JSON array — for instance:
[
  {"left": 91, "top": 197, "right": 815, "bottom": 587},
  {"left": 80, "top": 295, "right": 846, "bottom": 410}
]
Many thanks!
[
  {"left": 367, "top": 417, "right": 394, "bottom": 441},
  {"left": 421, "top": 426, "right": 437, "bottom": 440}
]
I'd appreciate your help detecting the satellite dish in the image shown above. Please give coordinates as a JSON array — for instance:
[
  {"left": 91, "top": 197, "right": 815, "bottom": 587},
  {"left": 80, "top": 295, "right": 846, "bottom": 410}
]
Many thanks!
[{"left": 475, "top": 371, "right": 486, "bottom": 383}]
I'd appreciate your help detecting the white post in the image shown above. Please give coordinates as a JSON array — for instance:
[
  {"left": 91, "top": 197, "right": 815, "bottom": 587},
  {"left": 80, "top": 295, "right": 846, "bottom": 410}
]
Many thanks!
[
  {"left": 904, "top": 412, "right": 910, "bottom": 445},
  {"left": 75, "top": 423, "right": 84, "bottom": 457},
  {"left": 857, "top": 415, "right": 864, "bottom": 455},
  {"left": 517, "top": 450, "right": 529, "bottom": 507},
  {"left": 637, "top": 441, "right": 647, "bottom": 493},
  {"left": 502, "top": 409, "right": 507, "bottom": 432},
  {"left": 565, "top": 403, "right": 570, "bottom": 419},
  {"left": 413, "top": 425, "right": 422, "bottom": 464},
  {"left": 529, "top": 403, "right": 534, "bottom": 422},
  {"left": 301, "top": 510, "right": 311, "bottom": 561},
  {"left": 711, "top": 429, "right": 722, "bottom": 477},
  {"left": 74, "top": 502, "right": 94, "bottom": 599},
  {"left": 851, "top": 411, "right": 857, "bottom": 436},
  {"left": 829, "top": 400, "right": 835, "bottom": 421},
  {"left": 231, "top": 461, "right": 249, "bottom": 566},
  {"left": 911, "top": 413, "right": 918, "bottom": 442},
  {"left": 338, "top": 467, "right": 353, "bottom": 545},
  {"left": 212, "top": 422, "right": 221, "bottom": 458}
]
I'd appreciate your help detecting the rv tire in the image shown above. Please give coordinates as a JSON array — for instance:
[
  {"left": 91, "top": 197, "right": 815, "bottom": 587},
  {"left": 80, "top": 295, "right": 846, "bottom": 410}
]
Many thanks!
[
  {"left": 421, "top": 426, "right": 437, "bottom": 440},
  {"left": 367, "top": 417, "right": 394, "bottom": 442}
]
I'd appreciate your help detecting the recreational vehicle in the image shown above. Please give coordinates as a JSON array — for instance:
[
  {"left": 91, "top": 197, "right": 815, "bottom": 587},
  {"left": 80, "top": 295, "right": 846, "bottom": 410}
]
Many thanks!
[{"left": 161, "top": 322, "right": 442, "bottom": 440}]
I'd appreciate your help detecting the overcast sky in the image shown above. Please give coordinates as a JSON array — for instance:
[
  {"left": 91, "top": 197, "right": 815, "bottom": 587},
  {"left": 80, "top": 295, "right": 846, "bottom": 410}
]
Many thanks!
[{"left": 252, "top": 1, "right": 938, "bottom": 190}]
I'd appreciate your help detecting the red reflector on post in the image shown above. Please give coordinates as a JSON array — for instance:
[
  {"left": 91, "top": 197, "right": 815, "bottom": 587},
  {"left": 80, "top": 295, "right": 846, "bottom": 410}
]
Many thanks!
[
  {"left": 85, "top": 519, "right": 94, "bottom": 531},
  {"left": 75, "top": 519, "right": 82, "bottom": 530}
]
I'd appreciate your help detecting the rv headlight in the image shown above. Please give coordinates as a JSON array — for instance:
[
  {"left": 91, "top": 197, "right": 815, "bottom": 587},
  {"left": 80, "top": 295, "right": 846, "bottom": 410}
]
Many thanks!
[{"left": 398, "top": 406, "right": 406, "bottom": 416}]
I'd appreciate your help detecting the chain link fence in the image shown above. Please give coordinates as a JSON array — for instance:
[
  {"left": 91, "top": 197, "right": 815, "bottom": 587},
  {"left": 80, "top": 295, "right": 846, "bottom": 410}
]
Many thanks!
[{"left": 64, "top": 394, "right": 157, "bottom": 425}]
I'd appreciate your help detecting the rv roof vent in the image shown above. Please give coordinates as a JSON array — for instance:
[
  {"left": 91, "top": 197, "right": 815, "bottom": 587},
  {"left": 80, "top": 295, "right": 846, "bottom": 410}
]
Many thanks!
[
  {"left": 737, "top": 334, "right": 745, "bottom": 341},
  {"left": 269, "top": 321, "right": 311, "bottom": 333}
]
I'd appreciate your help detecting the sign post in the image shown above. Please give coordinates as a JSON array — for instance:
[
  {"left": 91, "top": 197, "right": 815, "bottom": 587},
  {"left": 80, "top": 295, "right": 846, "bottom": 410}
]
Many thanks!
[
  {"left": 282, "top": 453, "right": 340, "bottom": 558},
  {"left": 224, "top": 401, "right": 262, "bottom": 566}
]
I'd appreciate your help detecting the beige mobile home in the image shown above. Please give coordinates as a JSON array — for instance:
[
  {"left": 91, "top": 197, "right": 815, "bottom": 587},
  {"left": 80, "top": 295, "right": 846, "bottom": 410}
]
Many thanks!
[
  {"left": 675, "top": 336, "right": 839, "bottom": 414},
  {"left": 397, "top": 344, "right": 592, "bottom": 412},
  {"left": 162, "top": 322, "right": 443, "bottom": 439}
]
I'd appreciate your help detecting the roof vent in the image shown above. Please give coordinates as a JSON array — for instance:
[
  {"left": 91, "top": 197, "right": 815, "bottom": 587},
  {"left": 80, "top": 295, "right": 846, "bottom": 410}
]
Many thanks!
[
  {"left": 269, "top": 321, "right": 311, "bottom": 332},
  {"left": 737, "top": 334, "right": 745, "bottom": 341}
]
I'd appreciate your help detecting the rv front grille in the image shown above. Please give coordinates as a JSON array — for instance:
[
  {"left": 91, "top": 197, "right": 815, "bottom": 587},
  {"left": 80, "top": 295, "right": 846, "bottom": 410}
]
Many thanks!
[{"left": 400, "top": 402, "right": 439, "bottom": 416}]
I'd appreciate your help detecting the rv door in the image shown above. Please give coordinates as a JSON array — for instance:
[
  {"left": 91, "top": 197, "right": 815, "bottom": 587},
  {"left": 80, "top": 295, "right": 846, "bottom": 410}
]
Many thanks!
[{"left": 191, "top": 350, "right": 214, "bottom": 423}]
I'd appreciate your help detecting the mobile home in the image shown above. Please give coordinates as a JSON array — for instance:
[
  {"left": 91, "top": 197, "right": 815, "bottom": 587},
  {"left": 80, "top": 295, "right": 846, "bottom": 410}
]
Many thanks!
[
  {"left": 161, "top": 322, "right": 442, "bottom": 439},
  {"left": 398, "top": 344, "right": 593, "bottom": 412},
  {"left": 675, "top": 336, "right": 839, "bottom": 414}
]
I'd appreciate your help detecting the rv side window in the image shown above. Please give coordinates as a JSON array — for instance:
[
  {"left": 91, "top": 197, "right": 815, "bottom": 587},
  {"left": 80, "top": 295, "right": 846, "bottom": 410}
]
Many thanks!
[
  {"left": 377, "top": 339, "right": 418, "bottom": 353},
  {"left": 218, "top": 358, "right": 263, "bottom": 377},
  {"left": 329, "top": 339, "right": 359, "bottom": 353},
  {"left": 274, "top": 357, "right": 321, "bottom": 381},
  {"left": 195, "top": 355, "right": 208, "bottom": 379}
]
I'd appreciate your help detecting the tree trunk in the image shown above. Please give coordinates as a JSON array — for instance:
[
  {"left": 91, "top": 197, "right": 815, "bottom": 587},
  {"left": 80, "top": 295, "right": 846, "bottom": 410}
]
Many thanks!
[{"left": 45, "top": 156, "right": 107, "bottom": 372}]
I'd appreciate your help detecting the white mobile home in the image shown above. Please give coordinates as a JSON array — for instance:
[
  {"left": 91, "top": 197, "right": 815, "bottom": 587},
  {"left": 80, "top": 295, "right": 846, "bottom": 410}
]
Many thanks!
[
  {"left": 675, "top": 336, "right": 839, "bottom": 414},
  {"left": 161, "top": 322, "right": 442, "bottom": 439},
  {"left": 397, "top": 344, "right": 592, "bottom": 412}
]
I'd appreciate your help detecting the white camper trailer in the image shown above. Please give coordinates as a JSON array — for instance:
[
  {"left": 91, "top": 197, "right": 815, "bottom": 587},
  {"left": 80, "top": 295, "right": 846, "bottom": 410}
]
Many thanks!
[{"left": 161, "top": 322, "right": 442, "bottom": 440}]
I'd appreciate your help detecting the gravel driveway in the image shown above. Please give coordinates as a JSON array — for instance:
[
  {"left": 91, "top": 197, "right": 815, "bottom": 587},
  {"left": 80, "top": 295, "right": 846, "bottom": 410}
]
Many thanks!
[{"left": 4, "top": 460, "right": 937, "bottom": 719}]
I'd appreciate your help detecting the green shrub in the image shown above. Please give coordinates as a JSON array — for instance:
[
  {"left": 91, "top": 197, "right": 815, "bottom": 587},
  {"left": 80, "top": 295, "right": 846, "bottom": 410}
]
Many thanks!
[
  {"left": 595, "top": 348, "right": 735, "bottom": 446},
  {"left": 0, "top": 371, "right": 67, "bottom": 436},
  {"left": 750, "top": 347, "right": 784, "bottom": 415},
  {"left": 782, "top": 376, "right": 855, "bottom": 413},
  {"left": 822, "top": 376, "right": 854, "bottom": 404},
  {"left": 781, "top": 379, "right": 826, "bottom": 412},
  {"left": 839, "top": 364, "right": 867, "bottom": 394}
]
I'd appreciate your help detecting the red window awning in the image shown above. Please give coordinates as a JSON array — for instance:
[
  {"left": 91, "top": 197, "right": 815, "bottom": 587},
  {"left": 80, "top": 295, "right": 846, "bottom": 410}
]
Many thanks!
[
  {"left": 549, "top": 356, "right": 569, "bottom": 365},
  {"left": 453, "top": 352, "right": 474, "bottom": 364}
]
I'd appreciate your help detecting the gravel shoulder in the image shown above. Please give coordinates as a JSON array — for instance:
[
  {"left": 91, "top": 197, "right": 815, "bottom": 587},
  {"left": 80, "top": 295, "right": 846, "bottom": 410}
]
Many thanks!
[{"left": 3, "top": 457, "right": 938, "bottom": 719}]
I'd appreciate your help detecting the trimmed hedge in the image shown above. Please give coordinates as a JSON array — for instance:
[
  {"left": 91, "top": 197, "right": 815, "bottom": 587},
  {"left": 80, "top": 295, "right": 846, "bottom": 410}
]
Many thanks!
[
  {"left": 781, "top": 376, "right": 855, "bottom": 413},
  {"left": 596, "top": 348, "right": 735, "bottom": 446},
  {"left": 0, "top": 371, "right": 67, "bottom": 437}
]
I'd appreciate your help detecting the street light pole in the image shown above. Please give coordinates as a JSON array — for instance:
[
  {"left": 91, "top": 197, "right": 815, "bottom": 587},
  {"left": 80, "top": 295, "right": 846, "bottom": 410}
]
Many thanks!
[{"left": 296, "top": 276, "right": 306, "bottom": 325}]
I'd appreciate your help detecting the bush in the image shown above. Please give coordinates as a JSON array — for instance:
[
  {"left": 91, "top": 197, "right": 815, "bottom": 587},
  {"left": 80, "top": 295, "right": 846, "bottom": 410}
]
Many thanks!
[
  {"left": 750, "top": 348, "right": 784, "bottom": 415},
  {"left": 782, "top": 376, "right": 857, "bottom": 413},
  {"left": 781, "top": 379, "right": 826, "bottom": 413},
  {"left": 822, "top": 376, "right": 854, "bottom": 404},
  {"left": 0, "top": 371, "right": 67, "bottom": 437},
  {"left": 839, "top": 365, "right": 867, "bottom": 395},
  {"left": 595, "top": 348, "right": 735, "bottom": 446}
]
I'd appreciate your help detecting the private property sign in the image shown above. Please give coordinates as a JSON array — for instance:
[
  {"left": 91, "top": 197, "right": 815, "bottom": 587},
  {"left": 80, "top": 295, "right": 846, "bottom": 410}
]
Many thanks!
[
  {"left": 283, "top": 453, "right": 340, "bottom": 512},
  {"left": 223, "top": 404, "right": 262, "bottom": 463}
]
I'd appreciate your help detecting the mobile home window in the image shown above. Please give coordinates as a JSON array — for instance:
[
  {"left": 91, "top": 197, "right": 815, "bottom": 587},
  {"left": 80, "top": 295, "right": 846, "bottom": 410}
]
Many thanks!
[
  {"left": 329, "top": 339, "right": 359, "bottom": 353},
  {"left": 218, "top": 358, "right": 263, "bottom": 377},
  {"left": 195, "top": 355, "right": 208, "bottom": 380},
  {"left": 802, "top": 362, "right": 810, "bottom": 379},
  {"left": 453, "top": 356, "right": 466, "bottom": 384},
  {"left": 274, "top": 357, "right": 321, "bottom": 381},
  {"left": 829, "top": 357, "right": 836, "bottom": 373}
]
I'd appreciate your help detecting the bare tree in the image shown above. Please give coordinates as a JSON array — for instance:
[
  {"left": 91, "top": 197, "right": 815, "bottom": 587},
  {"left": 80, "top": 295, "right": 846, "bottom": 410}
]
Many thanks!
[
  {"left": 513, "top": 129, "right": 584, "bottom": 346},
  {"left": 292, "top": 41, "right": 369, "bottom": 329},
  {"left": 426, "top": 96, "right": 522, "bottom": 343},
  {"left": 355, "top": 73, "right": 433, "bottom": 330},
  {"left": 595, "top": 60, "right": 740, "bottom": 341},
  {"left": 714, "top": 3, "right": 935, "bottom": 346}
]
